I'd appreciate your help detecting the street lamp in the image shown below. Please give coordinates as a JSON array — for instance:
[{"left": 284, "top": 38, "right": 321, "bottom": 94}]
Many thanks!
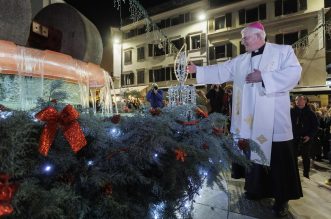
[
  {"left": 198, "top": 12, "right": 206, "bottom": 21},
  {"left": 113, "top": 37, "right": 121, "bottom": 44},
  {"left": 112, "top": 31, "right": 123, "bottom": 89}
]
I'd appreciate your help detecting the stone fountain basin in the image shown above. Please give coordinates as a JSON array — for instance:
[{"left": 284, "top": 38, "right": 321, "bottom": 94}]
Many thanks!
[{"left": 0, "top": 40, "right": 105, "bottom": 88}]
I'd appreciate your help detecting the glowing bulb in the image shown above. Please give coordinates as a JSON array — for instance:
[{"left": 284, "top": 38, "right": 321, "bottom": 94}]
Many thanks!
[
  {"left": 108, "top": 127, "right": 122, "bottom": 138},
  {"left": 113, "top": 37, "right": 120, "bottom": 44},
  {"left": 43, "top": 164, "right": 53, "bottom": 173},
  {"left": 154, "top": 153, "right": 158, "bottom": 158},
  {"left": 184, "top": 201, "right": 190, "bottom": 208},
  {"left": 0, "top": 112, "right": 12, "bottom": 119},
  {"left": 87, "top": 160, "right": 94, "bottom": 166},
  {"left": 198, "top": 12, "right": 206, "bottom": 21}
]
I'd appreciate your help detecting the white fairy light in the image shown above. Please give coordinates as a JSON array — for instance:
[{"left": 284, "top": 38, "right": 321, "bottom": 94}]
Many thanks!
[
  {"left": 87, "top": 160, "right": 94, "bottom": 166},
  {"left": 108, "top": 127, "right": 122, "bottom": 138},
  {"left": 151, "top": 202, "right": 165, "bottom": 219},
  {"left": 42, "top": 163, "right": 54, "bottom": 174},
  {"left": 0, "top": 112, "right": 13, "bottom": 119}
]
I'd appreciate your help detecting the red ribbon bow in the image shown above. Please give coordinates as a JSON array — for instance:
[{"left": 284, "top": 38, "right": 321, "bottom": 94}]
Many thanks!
[
  {"left": 35, "top": 105, "right": 87, "bottom": 156},
  {"left": 0, "top": 174, "right": 17, "bottom": 217}
]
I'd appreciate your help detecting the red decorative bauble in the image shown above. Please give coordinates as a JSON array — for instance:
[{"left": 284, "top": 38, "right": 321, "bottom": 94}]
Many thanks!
[
  {"left": 50, "top": 99, "right": 57, "bottom": 104},
  {"left": 0, "top": 203, "right": 13, "bottom": 217},
  {"left": 103, "top": 183, "right": 113, "bottom": 196},
  {"left": 110, "top": 114, "right": 121, "bottom": 124},
  {"left": 202, "top": 143, "right": 209, "bottom": 151},
  {"left": 238, "top": 139, "right": 249, "bottom": 150},
  {"left": 0, "top": 104, "right": 6, "bottom": 112},
  {"left": 0, "top": 173, "right": 17, "bottom": 217}
]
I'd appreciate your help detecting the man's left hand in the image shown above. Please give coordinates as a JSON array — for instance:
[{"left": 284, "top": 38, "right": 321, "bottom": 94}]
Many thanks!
[{"left": 246, "top": 69, "right": 262, "bottom": 83}]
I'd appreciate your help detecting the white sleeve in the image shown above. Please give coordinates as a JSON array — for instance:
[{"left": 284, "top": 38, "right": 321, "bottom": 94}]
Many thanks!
[
  {"left": 261, "top": 46, "right": 301, "bottom": 95},
  {"left": 196, "top": 59, "right": 235, "bottom": 84}
]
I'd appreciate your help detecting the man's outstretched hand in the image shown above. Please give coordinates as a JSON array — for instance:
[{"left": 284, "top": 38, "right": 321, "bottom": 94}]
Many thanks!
[{"left": 187, "top": 61, "right": 197, "bottom": 74}]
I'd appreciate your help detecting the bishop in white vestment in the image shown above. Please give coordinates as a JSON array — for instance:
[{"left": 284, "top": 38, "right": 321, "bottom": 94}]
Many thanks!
[{"left": 187, "top": 21, "right": 303, "bottom": 217}]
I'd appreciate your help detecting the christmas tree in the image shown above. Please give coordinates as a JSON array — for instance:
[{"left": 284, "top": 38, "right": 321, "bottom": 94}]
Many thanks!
[{"left": 0, "top": 85, "right": 266, "bottom": 219}]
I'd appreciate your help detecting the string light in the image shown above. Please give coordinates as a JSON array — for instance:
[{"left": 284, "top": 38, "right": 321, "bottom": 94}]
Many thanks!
[
  {"left": 87, "top": 160, "right": 94, "bottom": 166},
  {"left": 0, "top": 112, "right": 12, "bottom": 119},
  {"left": 151, "top": 202, "right": 165, "bottom": 219},
  {"left": 42, "top": 163, "right": 54, "bottom": 174},
  {"left": 108, "top": 127, "right": 122, "bottom": 138}
]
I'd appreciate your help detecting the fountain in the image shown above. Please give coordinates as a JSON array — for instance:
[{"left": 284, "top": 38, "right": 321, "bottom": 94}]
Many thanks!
[{"left": 0, "top": 40, "right": 117, "bottom": 114}]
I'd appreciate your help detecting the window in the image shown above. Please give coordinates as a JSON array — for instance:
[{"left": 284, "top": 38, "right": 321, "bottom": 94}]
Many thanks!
[
  {"left": 149, "top": 67, "right": 172, "bottom": 82},
  {"left": 148, "top": 42, "right": 168, "bottom": 57},
  {"left": 275, "top": 30, "right": 307, "bottom": 45},
  {"left": 152, "top": 68, "right": 165, "bottom": 82},
  {"left": 123, "top": 29, "right": 137, "bottom": 39},
  {"left": 246, "top": 7, "right": 259, "bottom": 23},
  {"left": 137, "top": 46, "right": 145, "bottom": 61},
  {"left": 121, "top": 73, "right": 134, "bottom": 86},
  {"left": 137, "top": 70, "right": 144, "bottom": 84},
  {"left": 215, "top": 16, "right": 226, "bottom": 30},
  {"left": 215, "top": 45, "right": 226, "bottom": 59},
  {"left": 214, "top": 13, "right": 232, "bottom": 30},
  {"left": 165, "top": 67, "right": 174, "bottom": 80},
  {"left": 184, "top": 13, "right": 190, "bottom": 23},
  {"left": 153, "top": 44, "right": 165, "bottom": 56},
  {"left": 191, "top": 34, "right": 201, "bottom": 50},
  {"left": 170, "top": 38, "right": 184, "bottom": 53},
  {"left": 275, "top": 0, "right": 307, "bottom": 16},
  {"left": 214, "top": 43, "right": 233, "bottom": 59},
  {"left": 124, "top": 50, "right": 132, "bottom": 64},
  {"left": 171, "top": 14, "right": 185, "bottom": 26},
  {"left": 137, "top": 26, "right": 146, "bottom": 35},
  {"left": 159, "top": 18, "right": 171, "bottom": 29},
  {"left": 239, "top": 4, "right": 266, "bottom": 25}
]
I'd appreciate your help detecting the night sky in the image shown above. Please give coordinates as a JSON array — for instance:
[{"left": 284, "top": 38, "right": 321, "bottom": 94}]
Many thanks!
[{"left": 64, "top": 0, "right": 173, "bottom": 45}]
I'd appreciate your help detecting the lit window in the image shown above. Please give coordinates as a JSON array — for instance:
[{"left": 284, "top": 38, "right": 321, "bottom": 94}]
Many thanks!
[
  {"left": 191, "top": 34, "right": 201, "bottom": 50},
  {"left": 124, "top": 50, "right": 132, "bottom": 64}
]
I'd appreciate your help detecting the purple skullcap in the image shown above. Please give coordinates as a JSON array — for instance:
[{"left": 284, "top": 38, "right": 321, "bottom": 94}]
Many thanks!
[{"left": 247, "top": 21, "right": 264, "bottom": 31}]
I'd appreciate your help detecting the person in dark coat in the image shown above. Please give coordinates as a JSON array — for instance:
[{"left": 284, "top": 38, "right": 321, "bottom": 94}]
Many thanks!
[
  {"left": 146, "top": 83, "right": 163, "bottom": 109},
  {"left": 206, "top": 84, "right": 224, "bottom": 113},
  {"left": 291, "top": 95, "right": 319, "bottom": 178}
]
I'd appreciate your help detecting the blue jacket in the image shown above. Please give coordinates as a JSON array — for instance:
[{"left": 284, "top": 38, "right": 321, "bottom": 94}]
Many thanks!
[{"left": 146, "top": 89, "right": 163, "bottom": 108}]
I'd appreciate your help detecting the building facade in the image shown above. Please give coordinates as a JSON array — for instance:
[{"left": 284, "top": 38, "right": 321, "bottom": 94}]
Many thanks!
[{"left": 113, "top": 0, "right": 330, "bottom": 104}]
